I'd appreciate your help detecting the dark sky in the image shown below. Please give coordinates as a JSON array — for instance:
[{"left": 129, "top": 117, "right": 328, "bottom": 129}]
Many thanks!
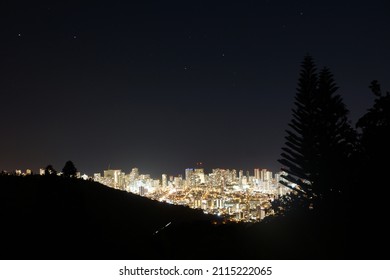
[{"left": 1, "top": 0, "right": 389, "bottom": 177}]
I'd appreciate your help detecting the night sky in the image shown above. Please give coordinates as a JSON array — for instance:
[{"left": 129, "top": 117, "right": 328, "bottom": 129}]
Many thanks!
[{"left": 1, "top": 0, "right": 389, "bottom": 177}]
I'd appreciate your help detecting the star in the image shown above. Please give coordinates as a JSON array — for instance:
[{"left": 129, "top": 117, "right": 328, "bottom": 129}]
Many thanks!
[
  {"left": 73, "top": 35, "right": 77, "bottom": 39},
  {"left": 299, "top": 11, "right": 304, "bottom": 16},
  {"left": 18, "top": 33, "right": 21, "bottom": 37}
]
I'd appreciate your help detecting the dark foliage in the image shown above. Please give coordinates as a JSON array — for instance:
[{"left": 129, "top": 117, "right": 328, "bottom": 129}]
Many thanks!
[
  {"left": 356, "top": 80, "right": 390, "bottom": 163},
  {"left": 62, "top": 160, "right": 78, "bottom": 178},
  {"left": 44, "top": 165, "right": 57, "bottom": 176},
  {"left": 352, "top": 80, "right": 390, "bottom": 255}
]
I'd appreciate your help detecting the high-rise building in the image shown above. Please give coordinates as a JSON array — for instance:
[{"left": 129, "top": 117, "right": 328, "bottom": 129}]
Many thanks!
[
  {"left": 174, "top": 176, "right": 182, "bottom": 189},
  {"left": 139, "top": 186, "right": 145, "bottom": 196},
  {"left": 275, "top": 171, "right": 291, "bottom": 196},
  {"left": 232, "top": 169, "right": 237, "bottom": 181},
  {"left": 185, "top": 168, "right": 194, "bottom": 181},
  {"left": 104, "top": 169, "right": 123, "bottom": 188},
  {"left": 254, "top": 168, "right": 260, "bottom": 180},
  {"left": 129, "top": 168, "right": 139, "bottom": 181},
  {"left": 153, "top": 179, "right": 160, "bottom": 188},
  {"left": 162, "top": 174, "right": 168, "bottom": 188},
  {"left": 239, "top": 170, "right": 244, "bottom": 187},
  {"left": 261, "top": 168, "right": 272, "bottom": 181},
  {"left": 194, "top": 168, "right": 205, "bottom": 184}
]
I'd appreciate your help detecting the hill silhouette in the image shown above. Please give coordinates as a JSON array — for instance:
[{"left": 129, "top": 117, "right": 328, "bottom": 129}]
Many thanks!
[{"left": 1, "top": 175, "right": 351, "bottom": 259}]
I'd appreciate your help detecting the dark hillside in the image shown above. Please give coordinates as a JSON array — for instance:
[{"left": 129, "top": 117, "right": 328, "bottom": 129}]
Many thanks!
[
  {"left": 0, "top": 175, "right": 214, "bottom": 259},
  {"left": 1, "top": 175, "right": 350, "bottom": 259}
]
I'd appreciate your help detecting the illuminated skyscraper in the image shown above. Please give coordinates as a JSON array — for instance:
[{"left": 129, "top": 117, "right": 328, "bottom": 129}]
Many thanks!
[
  {"left": 139, "top": 186, "right": 145, "bottom": 196},
  {"left": 231, "top": 169, "right": 237, "bottom": 181},
  {"left": 261, "top": 169, "right": 272, "bottom": 181},
  {"left": 104, "top": 169, "right": 123, "bottom": 188},
  {"left": 153, "top": 179, "right": 160, "bottom": 188},
  {"left": 174, "top": 176, "right": 182, "bottom": 189},
  {"left": 194, "top": 168, "right": 205, "bottom": 184},
  {"left": 162, "top": 174, "right": 168, "bottom": 188},
  {"left": 129, "top": 168, "right": 139, "bottom": 181},
  {"left": 185, "top": 168, "right": 193, "bottom": 181},
  {"left": 239, "top": 170, "right": 244, "bottom": 187},
  {"left": 254, "top": 168, "right": 260, "bottom": 180}
]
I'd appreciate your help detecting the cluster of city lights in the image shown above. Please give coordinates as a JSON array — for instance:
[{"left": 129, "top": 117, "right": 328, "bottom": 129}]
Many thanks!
[{"left": 94, "top": 167, "right": 291, "bottom": 222}]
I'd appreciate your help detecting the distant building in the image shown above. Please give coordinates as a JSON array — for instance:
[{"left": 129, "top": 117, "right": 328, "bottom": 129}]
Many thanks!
[
  {"left": 104, "top": 169, "right": 124, "bottom": 188},
  {"left": 129, "top": 168, "right": 139, "bottom": 181},
  {"left": 139, "top": 186, "right": 145, "bottom": 196},
  {"left": 254, "top": 168, "right": 260, "bottom": 180},
  {"left": 193, "top": 198, "right": 202, "bottom": 208},
  {"left": 162, "top": 174, "right": 167, "bottom": 188},
  {"left": 194, "top": 168, "right": 205, "bottom": 184},
  {"left": 153, "top": 179, "right": 160, "bottom": 188},
  {"left": 261, "top": 169, "right": 272, "bottom": 181},
  {"left": 258, "top": 206, "right": 266, "bottom": 220},
  {"left": 174, "top": 176, "right": 182, "bottom": 189},
  {"left": 185, "top": 168, "right": 193, "bottom": 181}
]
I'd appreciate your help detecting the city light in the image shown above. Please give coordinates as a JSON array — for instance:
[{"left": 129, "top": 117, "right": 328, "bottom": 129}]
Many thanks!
[{"left": 93, "top": 167, "right": 292, "bottom": 222}]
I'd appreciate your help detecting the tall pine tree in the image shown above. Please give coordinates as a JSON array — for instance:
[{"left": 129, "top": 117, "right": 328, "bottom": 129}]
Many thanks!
[
  {"left": 279, "top": 56, "right": 355, "bottom": 207},
  {"left": 279, "top": 56, "right": 319, "bottom": 199},
  {"left": 62, "top": 160, "right": 78, "bottom": 178},
  {"left": 315, "top": 67, "right": 356, "bottom": 197}
]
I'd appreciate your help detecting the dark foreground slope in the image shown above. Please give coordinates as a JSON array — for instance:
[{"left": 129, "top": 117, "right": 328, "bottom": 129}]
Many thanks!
[{"left": 1, "top": 175, "right": 349, "bottom": 259}]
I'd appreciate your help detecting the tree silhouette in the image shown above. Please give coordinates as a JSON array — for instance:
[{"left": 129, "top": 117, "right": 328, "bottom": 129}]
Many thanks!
[
  {"left": 45, "top": 165, "right": 57, "bottom": 176},
  {"left": 354, "top": 80, "right": 390, "bottom": 202},
  {"left": 62, "top": 161, "right": 78, "bottom": 178},
  {"left": 352, "top": 80, "right": 390, "bottom": 254},
  {"left": 278, "top": 56, "right": 355, "bottom": 208},
  {"left": 315, "top": 67, "right": 356, "bottom": 197},
  {"left": 356, "top": 80, "right": 390, "bottom": 162}
]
